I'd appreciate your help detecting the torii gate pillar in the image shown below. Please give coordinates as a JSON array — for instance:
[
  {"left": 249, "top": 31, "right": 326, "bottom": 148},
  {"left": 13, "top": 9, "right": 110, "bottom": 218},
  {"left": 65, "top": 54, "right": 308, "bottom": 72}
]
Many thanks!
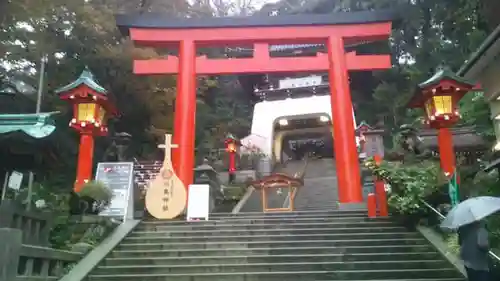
[
  {"left": 173, "top": 40, "right": 197, "bottom": 186},
  {"left": 327, "top": 36, "right": 362, "bottom": 202}
]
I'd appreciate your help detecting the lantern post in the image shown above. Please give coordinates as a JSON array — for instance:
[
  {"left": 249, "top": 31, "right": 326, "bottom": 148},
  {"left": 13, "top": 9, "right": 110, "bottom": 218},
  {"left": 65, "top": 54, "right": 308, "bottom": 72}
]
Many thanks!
[
  {"left": 408, "top": 67, "right": 475, "bottom": 176},
  {"left": 56, "top": 67, "right": 118, "bottom": 192},
  {"left": 363, "top": 129, "right": 388, "bottom": 217},
  {"left": 355, "top": 121, "right": 373, "bottom": 155},
  {"left": 224, "top": 134, "right": 240, "bottom": 184}
]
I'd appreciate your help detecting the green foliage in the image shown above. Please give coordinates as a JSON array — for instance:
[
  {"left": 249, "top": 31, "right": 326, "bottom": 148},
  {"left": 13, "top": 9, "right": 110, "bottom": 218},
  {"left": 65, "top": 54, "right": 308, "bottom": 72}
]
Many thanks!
[
  {"left": 79, "top": 181, "right": 113, "bottom": 203},
  {"left": 1, "top": 0, "right": 254, "bottom": 190},
  {"left": 459, "top": 91, "right": 495, "bottom": 142},
  {"left": 445, "top": 234, "right": 460, "bottom": 255},
  {"left": 364, "top": 157, "right": 445, "bottom": 216}
]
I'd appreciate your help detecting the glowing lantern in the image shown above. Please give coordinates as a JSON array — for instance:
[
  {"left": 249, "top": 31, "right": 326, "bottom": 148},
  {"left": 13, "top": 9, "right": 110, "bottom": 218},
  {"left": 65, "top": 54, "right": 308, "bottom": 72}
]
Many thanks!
[
  {"left": 56, "top": 67, "right": 118, "bottom": 191},
  {"left": 224, "top": 134, "right": 241, "bottom": 183},
  {"left": 408, "top": 67, "right": 475, "bottom": 129},
  {"left": 57, "top": 68, "right": 116, "bottom": 136}
]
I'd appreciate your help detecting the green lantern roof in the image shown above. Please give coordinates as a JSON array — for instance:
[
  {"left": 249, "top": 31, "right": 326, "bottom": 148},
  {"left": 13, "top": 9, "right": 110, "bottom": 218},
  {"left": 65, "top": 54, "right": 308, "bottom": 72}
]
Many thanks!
[
  {"left": 226, "top": 133, "right": 237, "bottom": 140},
  {"left": 418, "top": 66, "right": 476, "bottom": 89},
  {"left": 55, "top": 67, "right": 107, "bottom": 95},
  {"left": 356, "top": 121, "right": 372, "bottom": 130},
  {"left": 0, "top": 112, "right": 58, "bottom": 139}
]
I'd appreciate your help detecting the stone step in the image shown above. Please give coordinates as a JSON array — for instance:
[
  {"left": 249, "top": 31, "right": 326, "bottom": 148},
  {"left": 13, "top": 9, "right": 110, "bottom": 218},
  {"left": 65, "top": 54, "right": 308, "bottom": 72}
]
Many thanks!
[
  {"left": 129, "top": 226, "right": 409, "bottom": 237},
  {"left": 140, "top": 215, "right": 384, "bottom": 225},
  {"left": 110, "top": 244, "right": 434, "bottom": 258},
  {"left": 142, "top": 213, "right": 378, "bottom": 225},
  {"left": 209, "top": 209, "right": 364, "bottom": 217},
  {"left": 93, "top": 260, "right": 452, "bottom": 275},
  {"left": 136, "top": 221, "right": 397, "bottom": 231},
  {"left": 115, "top": 238, "right": 427, "bottom": 251},
  {"left": 103, "top": 251, "right": 442, "bottom": 266},
  {"left": 87, "top": 268, "right": 463, "bottom": 281},
  {"left": 123, "top": 232, "right": 420, "bottom": 243}
]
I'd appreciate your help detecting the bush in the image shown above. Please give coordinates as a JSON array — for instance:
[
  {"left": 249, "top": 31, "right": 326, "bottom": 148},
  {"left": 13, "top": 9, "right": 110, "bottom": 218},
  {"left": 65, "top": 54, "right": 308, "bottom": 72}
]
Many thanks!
[
  {"left": 364, "top": 157, "right": 446, "bottom": 217},
  {"left": 69, "top": 181, "right": 113, "bottom": 215}
]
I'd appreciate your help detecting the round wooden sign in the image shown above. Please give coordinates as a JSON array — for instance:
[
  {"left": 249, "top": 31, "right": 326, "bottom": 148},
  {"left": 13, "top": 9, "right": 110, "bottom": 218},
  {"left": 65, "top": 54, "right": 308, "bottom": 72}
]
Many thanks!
[
  {"left": 145, "top": 134, "right": 187, "bottom": 220},
  {"left": 146, "top": 167, "right": 187, "bottom": 219}
]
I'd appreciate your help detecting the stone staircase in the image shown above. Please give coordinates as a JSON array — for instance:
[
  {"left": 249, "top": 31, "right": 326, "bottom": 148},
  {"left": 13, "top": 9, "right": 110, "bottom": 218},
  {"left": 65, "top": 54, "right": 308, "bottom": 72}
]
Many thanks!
[
  {"left": 295, "top": 158, "right": 339, "bottom": 210},
  {"left": 86, "top": 210, "right": 464, "bottom": 281}
]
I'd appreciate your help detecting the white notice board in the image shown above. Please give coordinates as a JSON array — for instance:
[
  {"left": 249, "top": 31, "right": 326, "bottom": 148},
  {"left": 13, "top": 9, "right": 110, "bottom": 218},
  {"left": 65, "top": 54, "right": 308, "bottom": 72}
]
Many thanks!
[
  {"left": 8, "top": 171, "right": 23, "bottom": 190},
  {"left": 186, "top": 184, "right": 210, "bottom": 221},
  {"left": 95, "top": 162, "right": 134, "bottom": 221}
]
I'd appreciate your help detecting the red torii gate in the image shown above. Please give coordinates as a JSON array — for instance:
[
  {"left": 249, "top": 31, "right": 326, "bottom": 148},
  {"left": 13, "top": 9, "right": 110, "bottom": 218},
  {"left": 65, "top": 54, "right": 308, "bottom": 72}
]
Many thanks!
[{"left": 116, "top": 10, "right": 395, "bottom": 204}]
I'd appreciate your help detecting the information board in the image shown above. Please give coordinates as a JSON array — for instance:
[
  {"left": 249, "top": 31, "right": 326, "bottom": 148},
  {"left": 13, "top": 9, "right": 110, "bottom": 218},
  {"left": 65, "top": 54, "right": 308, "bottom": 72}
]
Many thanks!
[
  {"left": 186, "top": 184, "right": 210, "bottom": 221},
  {"left": 365, "top": 134, "right": 384, "bottom": 157},
  {"left": 95, "top": 162, "right": 134, "bottom": 220},
  {"left": 8, "top": 171, "right": 23, "bottom": 190}
]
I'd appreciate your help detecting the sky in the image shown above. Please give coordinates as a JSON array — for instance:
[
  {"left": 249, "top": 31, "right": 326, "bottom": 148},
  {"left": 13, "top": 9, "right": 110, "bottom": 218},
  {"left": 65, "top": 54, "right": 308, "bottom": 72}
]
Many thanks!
[
  {"left": 253, "top": 0, "right": 280, "bottom": 9},
  {"left": 187, "top": 0, "right": 280, "bottom": 11}
]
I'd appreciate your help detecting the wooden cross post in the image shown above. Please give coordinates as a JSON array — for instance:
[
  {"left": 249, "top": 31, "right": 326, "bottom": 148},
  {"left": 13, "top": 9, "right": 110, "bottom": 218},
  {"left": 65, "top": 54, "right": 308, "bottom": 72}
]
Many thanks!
[{"left": 158, "top": 134, "right": 178, "bottom": 165}]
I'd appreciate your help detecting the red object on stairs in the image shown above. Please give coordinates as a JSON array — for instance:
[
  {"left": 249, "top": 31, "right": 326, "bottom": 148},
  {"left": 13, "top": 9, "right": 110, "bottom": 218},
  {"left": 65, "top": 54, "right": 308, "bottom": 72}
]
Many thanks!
[{"left": 367, "top": 193, "right": 377, "bottom": 218}]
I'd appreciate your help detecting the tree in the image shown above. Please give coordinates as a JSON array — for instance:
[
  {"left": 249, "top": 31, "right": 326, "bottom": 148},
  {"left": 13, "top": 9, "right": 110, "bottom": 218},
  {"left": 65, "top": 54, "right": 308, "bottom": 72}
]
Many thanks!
[
  {"left": 0, "top": 0, "right": 186, "bottom": 185},
  {"left": 264, "top": 0, "right": 493, "bottom": 150}
]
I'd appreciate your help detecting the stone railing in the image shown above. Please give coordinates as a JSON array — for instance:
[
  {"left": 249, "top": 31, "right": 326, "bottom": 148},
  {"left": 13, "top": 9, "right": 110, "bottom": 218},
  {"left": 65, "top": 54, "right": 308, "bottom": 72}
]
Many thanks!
[
  {"left": 0, "top": 228, "right": 81, "bottom": 281},
  {"left": 0, "top": 201, "right": 52, "bottom": 246}
]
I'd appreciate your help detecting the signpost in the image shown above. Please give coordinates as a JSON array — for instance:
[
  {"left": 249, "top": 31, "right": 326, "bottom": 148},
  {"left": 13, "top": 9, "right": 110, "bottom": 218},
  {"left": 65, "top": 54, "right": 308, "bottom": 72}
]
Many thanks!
[
  {"left": 448, "top": 170, "right": 459, "bottom": 207},
  {"left": 7, "top": 171, "right": 23, "bottom": 191},
  {"left": 186, "top": 184, "right": 210, "bottom": 221},
  {"left": 1, "top": 171, "right": 23, "bottom": 202},
  {"left": 95, "top": 162, "right": 134, "bottom": 221}
]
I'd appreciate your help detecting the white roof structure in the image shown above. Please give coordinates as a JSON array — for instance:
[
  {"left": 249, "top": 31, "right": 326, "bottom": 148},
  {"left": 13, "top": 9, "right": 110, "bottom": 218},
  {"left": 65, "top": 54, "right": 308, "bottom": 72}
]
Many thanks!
[{"left": 241, "top": 75, "right": 358, "bottom": 158}]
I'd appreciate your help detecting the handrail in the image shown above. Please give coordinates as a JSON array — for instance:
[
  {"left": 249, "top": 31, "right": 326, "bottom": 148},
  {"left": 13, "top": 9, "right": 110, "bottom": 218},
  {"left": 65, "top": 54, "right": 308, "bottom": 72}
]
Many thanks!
[
  {"left": 421, "top": 200, "right": 446, "bottom": 219},
  {"left": 420, "top": 200, "right": 500, "bottom": 262}
]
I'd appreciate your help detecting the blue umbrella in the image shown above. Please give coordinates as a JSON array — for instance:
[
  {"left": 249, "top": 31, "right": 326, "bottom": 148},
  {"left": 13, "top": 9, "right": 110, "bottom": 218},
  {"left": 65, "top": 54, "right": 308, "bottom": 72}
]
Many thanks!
[{"left": 440, "top": 196, "right": 500, "bottom": 230}]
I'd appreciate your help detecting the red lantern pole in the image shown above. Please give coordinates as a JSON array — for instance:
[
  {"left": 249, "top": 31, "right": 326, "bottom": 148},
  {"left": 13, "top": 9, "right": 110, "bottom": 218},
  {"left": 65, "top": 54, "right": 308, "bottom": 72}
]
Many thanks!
[
  {"left": 374, "top": 154, "right": 388, "bottom": 217},
  {"left": 225, "top": 135, "right": 239, "bottom": 184},
  {"left": 364, "top": 129, "right": 388, "bottom": 217},
  {"left": 75, "top": 134, "right": 95, "bottom": 192},
  {"left": 229, "top": 150, "right": 236, "bottom": 174},
  {"left": 367, "top": 193, "right": 377, "bottom": 218},
  {"left": 438, "top": 128, "right": 456, "bottom": 176}
]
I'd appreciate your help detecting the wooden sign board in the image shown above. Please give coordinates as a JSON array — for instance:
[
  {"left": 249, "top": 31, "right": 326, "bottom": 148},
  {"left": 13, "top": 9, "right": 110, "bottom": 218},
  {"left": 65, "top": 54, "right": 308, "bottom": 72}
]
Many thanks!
[
  {"left": 145, "top": 134, "right": 187, "bottom": 220},
  {"left": 186, "top": 184, "right": 210, "bottom": 221},
  {"left": 364, "top": 134, "right": 384, "bottom": 157},
  {"left": 95, "top": 162, "right": 134, "bottom": 220}
]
